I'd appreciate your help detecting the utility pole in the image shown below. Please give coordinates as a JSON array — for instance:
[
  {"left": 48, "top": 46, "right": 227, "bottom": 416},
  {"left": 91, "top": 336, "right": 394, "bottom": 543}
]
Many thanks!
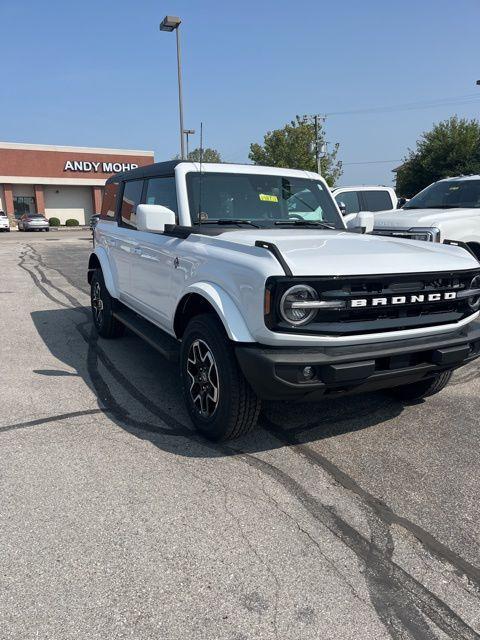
[{"left": 311, "top": 115, "right": 326, "bottom": 176}]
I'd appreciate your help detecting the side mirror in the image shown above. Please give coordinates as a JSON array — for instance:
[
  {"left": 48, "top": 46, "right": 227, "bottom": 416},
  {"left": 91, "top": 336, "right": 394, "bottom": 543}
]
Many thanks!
[
  {"left": 136, "top": 204, "right": 176, "bottom": 233},
  {"left": 397, "top": 197, "right": 408, "bottom": 208},
  {"left": 338, "top": 201, "right": 347, "bottom": 215},
  {"left": 346, "top": 211, "right": 374, "bottom": 234}
]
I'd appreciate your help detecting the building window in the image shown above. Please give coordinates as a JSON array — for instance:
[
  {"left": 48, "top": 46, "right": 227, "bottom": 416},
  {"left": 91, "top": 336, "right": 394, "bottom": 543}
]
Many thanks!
[{"left": 13, "top": 196, "right": 36, "bottom": 219}]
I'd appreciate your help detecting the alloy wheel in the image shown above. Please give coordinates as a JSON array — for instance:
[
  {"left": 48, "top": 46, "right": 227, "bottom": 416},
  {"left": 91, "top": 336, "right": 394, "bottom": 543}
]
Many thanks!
[
  {"left": 186, "top": 339, "right": 220, "bottom": 417},
  {"left": 92, "top": 281, "right": 104, "bottom": 326}
]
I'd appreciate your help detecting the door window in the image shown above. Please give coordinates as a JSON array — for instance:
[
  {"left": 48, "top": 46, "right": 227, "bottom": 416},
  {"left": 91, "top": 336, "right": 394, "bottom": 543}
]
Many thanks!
[
  {"left": 335, "top": 191, "right": 360, "bottom": 215},
  {"left": 362, "top": 190, "right": 393, "bottom": 211},
  {"left": 145, "top": 177, "right": 178, "bottom": 218},
  {"left": 120, "top": 180, "right": 144, "bottom": 229}
]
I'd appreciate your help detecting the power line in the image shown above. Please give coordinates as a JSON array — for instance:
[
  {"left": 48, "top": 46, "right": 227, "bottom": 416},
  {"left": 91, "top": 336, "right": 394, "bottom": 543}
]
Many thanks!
[
  {"left": 326, "top": 93, "right": 480, "bottom": 117},
  {"left": 342, "top": 159, "right": 401, "bottom": 165}
]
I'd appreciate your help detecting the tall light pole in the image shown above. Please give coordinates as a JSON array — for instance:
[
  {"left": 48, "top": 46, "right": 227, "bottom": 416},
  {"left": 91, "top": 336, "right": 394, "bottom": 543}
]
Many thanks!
[{"left": 160, "top": 15, "right": 185, "bottom": 159}]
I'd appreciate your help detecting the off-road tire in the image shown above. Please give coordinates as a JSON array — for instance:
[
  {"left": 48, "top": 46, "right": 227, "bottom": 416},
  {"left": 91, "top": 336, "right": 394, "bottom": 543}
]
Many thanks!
[
  {"left": 389, "top": 370, "right": 453, "bottom": 401},
  {"left": 90, "top": 268, "right": 125, "bottom": 339},
  {"left": 181, "top": 314, "right": 261, "bottom": 440}
]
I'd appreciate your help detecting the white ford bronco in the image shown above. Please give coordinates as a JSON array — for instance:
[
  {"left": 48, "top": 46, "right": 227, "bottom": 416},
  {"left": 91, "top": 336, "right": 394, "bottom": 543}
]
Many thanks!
[
  {"left": 373, "top": 175, "right": 480, "bottom": 259},
  {"left": 88, "top": 161, "right": 480, "bottom": 440}
]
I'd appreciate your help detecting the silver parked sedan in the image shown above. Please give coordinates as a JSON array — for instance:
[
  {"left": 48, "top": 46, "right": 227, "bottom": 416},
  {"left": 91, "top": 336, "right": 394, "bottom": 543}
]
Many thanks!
[{"left": 18, "top": 214, "right": 50, "bottom": 232}]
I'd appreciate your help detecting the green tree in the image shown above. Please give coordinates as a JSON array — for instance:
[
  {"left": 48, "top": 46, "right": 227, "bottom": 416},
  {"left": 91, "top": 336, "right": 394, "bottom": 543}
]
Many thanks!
[
  {"left": 172, "top": 148, "right": 222, "bottom": 162},
  {"left": 248, "top": 115, "right": 342, "bottom": 186},
  {"left": 396, "top": 116, "right": 480, "bottom": 197},
  {"left": 187, "top": 147, "right": 222, "bottom": 162}
]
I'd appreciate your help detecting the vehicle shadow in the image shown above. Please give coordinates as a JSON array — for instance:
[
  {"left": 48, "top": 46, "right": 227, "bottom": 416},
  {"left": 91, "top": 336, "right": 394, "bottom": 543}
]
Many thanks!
[{"left": 30, "top": 307, "right": 405, "bottom": 457}]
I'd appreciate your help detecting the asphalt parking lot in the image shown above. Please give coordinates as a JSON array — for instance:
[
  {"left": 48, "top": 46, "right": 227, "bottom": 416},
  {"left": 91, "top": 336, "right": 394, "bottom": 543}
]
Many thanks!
[{"left": 1, "top": 230, "right": 479, "bottom": 639}]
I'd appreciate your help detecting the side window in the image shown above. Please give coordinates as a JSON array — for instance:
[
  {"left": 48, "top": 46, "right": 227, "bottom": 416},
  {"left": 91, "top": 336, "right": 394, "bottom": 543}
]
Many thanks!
[
  {"left": 101, "top": 181, "right": 119, "bottom": 220},
  {"left": 362, "top": 190, "right": 393, "bottom": 211},
  {"left": 145, "top": 177, "right": 178, "bottom": 217},
  {"left": 120, "top": 180, "right": 144, "bottom": 229},
  {"left": 335, "top": 191, "right": 360, "bottom": 215}
]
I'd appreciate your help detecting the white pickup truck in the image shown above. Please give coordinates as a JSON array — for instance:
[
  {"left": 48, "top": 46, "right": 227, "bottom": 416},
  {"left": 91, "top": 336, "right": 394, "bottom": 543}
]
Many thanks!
[
  {"left": 88, "top": 161, "right": 480, "bottom": 440},
  {"left": 373, "top": 175, "right": 480, "bottom": 260}
]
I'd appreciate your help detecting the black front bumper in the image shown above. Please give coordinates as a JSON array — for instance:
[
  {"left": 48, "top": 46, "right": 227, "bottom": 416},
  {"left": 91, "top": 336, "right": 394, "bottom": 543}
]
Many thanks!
[{"left": 235, "top": 321, "right": 480, "bottom": 401}]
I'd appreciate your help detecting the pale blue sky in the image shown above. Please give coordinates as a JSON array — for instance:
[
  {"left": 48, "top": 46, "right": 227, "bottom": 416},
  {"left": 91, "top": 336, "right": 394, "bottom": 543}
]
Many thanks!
[{"left": 1, "top": 0, "right": 479, "bottom": 186}]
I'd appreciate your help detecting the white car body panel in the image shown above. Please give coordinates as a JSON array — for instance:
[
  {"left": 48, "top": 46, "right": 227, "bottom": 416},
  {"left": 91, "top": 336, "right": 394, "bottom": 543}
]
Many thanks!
[{"left": 373, "top": 207, "right": 480, "bottom": 244}]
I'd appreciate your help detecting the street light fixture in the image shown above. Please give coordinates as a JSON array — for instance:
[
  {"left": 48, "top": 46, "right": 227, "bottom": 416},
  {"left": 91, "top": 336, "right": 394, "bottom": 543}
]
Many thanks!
[
  {"left": 160, "top": 15, "right": 185, "bottom": 159},
  {"left": 183, "top": 129, "right": 195, "bottom": 157}
]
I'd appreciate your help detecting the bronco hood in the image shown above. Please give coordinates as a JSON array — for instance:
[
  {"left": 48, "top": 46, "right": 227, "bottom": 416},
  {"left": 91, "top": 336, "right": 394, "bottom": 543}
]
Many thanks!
[{"left": 205, "top": 228, "right": 478, "bottom": 276}]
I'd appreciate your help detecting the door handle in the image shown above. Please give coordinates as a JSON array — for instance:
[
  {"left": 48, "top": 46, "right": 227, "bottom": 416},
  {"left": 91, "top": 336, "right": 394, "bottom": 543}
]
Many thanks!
[
  {"left": 105, "top": 238, "right": 116, "bottom": 247},
  {"left": 133, "top": 247, "right": 142, "bottom": 255}
]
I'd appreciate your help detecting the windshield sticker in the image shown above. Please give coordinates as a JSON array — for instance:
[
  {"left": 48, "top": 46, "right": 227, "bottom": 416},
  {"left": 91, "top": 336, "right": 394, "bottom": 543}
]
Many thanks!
[{"left": 259, "top": 194, "right": 278, "bottom": 203}]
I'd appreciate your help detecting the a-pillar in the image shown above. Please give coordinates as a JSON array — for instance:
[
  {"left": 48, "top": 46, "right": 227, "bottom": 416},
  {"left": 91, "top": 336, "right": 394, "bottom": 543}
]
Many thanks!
[
  {"left": 91, "top": 186, "right": 103, "bottom": 215},
  {"left": 3, "top": 184, "right": 14, "bottom": 222},
  {"left": 34, "top": 185, "right": 45, "bottom": 214}
]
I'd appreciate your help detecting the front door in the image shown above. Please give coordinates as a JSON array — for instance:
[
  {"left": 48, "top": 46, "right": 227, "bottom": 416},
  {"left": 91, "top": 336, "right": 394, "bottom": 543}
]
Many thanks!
[
  {"left": 13, "top": 196, "right": 36, "bottom": 219},
  {"left": 129, "top": 176, "right": 180, "bottom": 331},
  {"left": 111, "top": 179, "right": 144, "bottom": 302}
]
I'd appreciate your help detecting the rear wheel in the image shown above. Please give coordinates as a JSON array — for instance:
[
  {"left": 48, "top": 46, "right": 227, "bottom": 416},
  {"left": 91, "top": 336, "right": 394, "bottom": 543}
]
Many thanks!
[
  {"left": 388, "top": 370, "right": 453, "bottom": 401},
  {"left": 90, "top": 268, "right": 125, "bottom": 339},
  {"left": 180, "top": 314, "right": 261, "bottom": 440}
]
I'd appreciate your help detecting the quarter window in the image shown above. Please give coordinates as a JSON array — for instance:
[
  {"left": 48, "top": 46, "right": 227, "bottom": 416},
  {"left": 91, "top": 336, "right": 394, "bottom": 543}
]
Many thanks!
[
  {"left": 120, "top": 180, "right": 144, "bottom": 229},
  {"left": 101, "top": 182, "right": 119, "bottom": 220},
  {"left": 145, "top": 177, "right": 178, "bottom": 217}
]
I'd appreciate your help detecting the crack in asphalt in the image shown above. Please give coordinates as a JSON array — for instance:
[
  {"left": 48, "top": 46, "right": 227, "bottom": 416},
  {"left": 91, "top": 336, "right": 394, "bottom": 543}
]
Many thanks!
[{"left": 17, "top": 242, "right": 480, "bottom": 639}]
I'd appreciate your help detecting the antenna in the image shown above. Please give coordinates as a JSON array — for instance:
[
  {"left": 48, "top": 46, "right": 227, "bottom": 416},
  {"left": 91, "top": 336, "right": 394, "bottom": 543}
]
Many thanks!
[{"left": 198, "top": 122, "right": 204, "bottom": 222}]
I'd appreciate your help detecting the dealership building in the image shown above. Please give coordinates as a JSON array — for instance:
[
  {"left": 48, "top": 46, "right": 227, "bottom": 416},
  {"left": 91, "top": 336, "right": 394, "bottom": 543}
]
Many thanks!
[{"left": 0, "top": 142, "right": 154, "bottom": 225}]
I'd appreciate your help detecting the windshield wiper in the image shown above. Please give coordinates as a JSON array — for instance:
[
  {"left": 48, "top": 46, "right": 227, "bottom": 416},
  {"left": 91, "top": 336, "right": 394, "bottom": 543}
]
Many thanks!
[
  {"left": 193, "top": 219, "right": 261, "bottom": 228},
  {"left": 274, "top": 220, "right": 336, "bottom": 229}
]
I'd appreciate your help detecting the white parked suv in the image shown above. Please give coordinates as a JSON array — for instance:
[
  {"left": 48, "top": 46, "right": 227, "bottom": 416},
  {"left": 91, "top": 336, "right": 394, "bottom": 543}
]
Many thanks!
[
  {"left": 88, "top": 161, "right": 480, "bottom": 440},
  {"left": 373, "top": 176, "right": 480, "bottom": 260},
  {"left": 0, "top": 211, "right": 10, "bottom": 232},
  {"left": 332, "top": 185, "right": 398, "bottom": 216}
]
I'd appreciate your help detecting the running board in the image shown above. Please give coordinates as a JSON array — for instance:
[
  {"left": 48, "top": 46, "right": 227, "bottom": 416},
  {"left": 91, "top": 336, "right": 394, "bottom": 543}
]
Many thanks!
[{"left": 113, "top": 307, "right": 179, "bottom": 363}]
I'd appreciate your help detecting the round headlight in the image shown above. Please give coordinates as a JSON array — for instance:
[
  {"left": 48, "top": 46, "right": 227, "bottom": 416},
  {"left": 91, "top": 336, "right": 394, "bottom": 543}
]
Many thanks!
[
  {"left": 468, "top": 275, "right": 480, "bottom": 311},
  {"left": 280, "top": 285, "right": 318, "bottom": 326}
]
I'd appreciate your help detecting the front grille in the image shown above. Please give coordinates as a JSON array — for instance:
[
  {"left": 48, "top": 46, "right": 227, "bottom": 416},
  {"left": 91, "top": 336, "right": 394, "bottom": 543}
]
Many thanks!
[
  {"left": 266, "top": 270, "right": 480, "bottom": 336},
  {"left": 373, "top": 229, "right": 436, "bottom": 242}
]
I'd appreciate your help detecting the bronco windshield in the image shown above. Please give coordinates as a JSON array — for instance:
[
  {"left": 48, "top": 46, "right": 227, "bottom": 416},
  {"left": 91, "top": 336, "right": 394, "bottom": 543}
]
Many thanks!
[
  {"left": 404, "top": 179, "right": 480, "bottom": 210},
  {"left": 186, "top": 172, "right": 344, "bottom": 228}
]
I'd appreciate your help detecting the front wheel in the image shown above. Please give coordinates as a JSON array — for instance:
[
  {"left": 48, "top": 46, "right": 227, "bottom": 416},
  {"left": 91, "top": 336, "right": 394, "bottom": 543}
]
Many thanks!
[
  {"left": 90, "top": 268, "right": 125, "bottom": 339},
  {"left": 388, "top": 370, "right": 453, "bottom": 401},
  {"left": 180, "top": 314, "right": 261, "bottom": 440}
]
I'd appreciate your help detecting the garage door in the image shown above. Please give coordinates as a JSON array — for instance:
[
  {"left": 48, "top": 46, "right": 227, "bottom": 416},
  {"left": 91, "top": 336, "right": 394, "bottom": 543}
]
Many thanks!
[{"left": 44, "top": 186, "right": 93, "bottom": 225}]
